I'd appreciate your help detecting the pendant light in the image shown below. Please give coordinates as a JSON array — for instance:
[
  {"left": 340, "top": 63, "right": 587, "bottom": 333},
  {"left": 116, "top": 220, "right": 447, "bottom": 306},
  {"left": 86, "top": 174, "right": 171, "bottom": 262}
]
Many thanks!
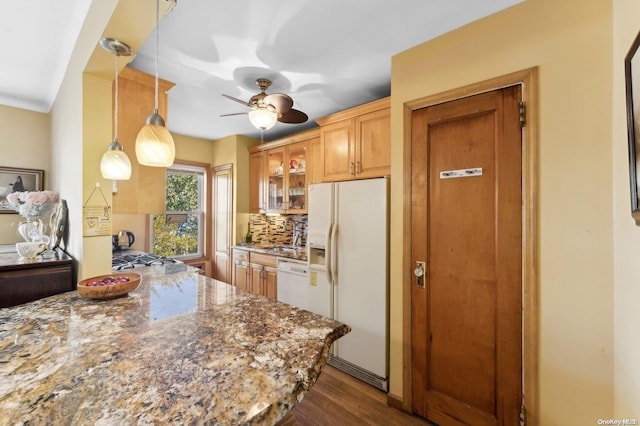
[
  {"left": 99, "top": 38, "right": 132, "bottom": 180},
  {"left": 135, "top": 0, "right": 175, "bottom": 167}
]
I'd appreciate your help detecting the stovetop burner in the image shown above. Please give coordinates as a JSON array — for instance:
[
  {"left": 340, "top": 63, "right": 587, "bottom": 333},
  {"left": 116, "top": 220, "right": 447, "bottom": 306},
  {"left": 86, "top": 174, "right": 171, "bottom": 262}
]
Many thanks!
[{"left": 112, "top": 252, "right": 179, "bottom": 271}]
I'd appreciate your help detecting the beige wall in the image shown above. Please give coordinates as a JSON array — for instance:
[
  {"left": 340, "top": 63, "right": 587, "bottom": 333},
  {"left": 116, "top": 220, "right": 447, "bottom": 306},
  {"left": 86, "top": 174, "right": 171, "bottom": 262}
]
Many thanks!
[
  {"left": 391, "top": 0, "right": 615, "bottom": 423},
  {"left": 0, "top": 105, "right": 51, "bottom": 244},
  {"left": 613, "top": 0, "right": 640, "bottom": 418}
]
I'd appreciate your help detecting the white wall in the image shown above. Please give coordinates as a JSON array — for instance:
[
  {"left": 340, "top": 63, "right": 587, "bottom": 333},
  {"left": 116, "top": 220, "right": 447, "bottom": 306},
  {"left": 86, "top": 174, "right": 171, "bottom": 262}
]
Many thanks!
[{"left": 613, "top": 0, "right": 640, "bottom": 418}]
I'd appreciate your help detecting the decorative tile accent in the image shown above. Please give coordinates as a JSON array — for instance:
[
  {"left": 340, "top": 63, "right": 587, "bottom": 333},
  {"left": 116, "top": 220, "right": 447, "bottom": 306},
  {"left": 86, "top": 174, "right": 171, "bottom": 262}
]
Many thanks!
[{"left": 249, "top": 214, "right": 307, "bottom": 247}]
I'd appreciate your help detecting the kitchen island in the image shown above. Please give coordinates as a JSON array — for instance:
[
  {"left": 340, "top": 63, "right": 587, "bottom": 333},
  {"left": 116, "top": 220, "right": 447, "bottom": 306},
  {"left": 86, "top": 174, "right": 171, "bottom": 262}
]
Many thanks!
[{"left": 0, "top": 266, "right": 349, "bottom": 425}]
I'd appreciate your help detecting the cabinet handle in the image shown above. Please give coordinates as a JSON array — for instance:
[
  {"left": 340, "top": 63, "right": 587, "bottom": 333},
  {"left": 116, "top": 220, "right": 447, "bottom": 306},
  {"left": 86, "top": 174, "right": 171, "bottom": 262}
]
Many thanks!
[
  {"left": 356, "top": 161, "right": 361, "bottom": 174},
  {"left": 349, "top": 162, "right": 355, "bottom": 175}
]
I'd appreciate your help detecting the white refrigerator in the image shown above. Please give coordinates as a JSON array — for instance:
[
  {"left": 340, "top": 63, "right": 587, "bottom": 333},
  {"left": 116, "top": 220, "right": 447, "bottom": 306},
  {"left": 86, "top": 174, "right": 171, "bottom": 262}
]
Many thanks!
[{"left": 307, "top": 177, "right": 389, "bottom": 391}]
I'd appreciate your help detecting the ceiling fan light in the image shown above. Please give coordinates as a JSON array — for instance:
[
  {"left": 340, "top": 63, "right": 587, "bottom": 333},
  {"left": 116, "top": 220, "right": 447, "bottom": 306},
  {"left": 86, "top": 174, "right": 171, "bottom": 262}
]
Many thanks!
[
  {"left": 249, "top": 108, "right": 278, "bottom": 131},
  {"left": 101, "top": 140, "right": 132, "bottom": 180},
  {"left": 135, "top": 119, "right": 176, "bottom": 167}
]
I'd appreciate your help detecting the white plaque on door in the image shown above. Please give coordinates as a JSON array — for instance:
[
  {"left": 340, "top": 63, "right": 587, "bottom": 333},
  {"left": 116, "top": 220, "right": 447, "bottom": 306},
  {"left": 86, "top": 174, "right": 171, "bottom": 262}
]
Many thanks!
[{"left": 439, "top": 167, "right": 483, "bottom": 179}]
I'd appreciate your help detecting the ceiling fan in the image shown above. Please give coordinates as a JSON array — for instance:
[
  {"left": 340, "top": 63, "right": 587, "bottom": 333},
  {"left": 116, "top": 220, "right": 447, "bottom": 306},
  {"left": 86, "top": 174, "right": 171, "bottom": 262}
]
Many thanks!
[{"left": 221, "top": 78, "right": 308, "bottom": 130}]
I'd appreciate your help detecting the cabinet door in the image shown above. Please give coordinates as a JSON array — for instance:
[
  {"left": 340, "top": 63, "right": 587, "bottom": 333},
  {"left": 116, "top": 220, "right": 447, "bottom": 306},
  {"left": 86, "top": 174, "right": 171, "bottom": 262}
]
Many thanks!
[
  {"left": 320, "top": 119, "right": 355, "bottom": 182},
  {"left": 285, "top": 141, "right": 308, "bottom": 213},
  {"left": 250, "top": 264, "right": 264, "bottom": 295},
  {"left": 308, "top": 136, "right": 322, "bottom": 184},
  {"left": 264, "top": 266, "right": 277, "bottom": 300},
  {"left": 249, "top": 152, "right": 265, "bottom": 213},
  {"left": 354, "top": 108, "right": 391, "bottom": 179},
  {"left": 265, "top": 149, "right": 286, "bottom": 213},
  {"left": 232, "top": 260, "right": 250, "bottom": 292}
]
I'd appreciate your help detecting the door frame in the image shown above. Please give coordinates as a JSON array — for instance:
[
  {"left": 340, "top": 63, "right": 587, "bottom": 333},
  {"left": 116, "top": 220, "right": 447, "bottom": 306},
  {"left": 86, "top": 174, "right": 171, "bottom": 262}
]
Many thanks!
[{"left": 401, "top": 67, "right": 539, "bottom": 425}]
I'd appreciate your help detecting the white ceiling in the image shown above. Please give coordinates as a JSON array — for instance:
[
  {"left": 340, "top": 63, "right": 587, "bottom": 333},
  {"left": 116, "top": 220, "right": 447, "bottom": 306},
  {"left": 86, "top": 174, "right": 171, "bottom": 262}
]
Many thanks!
[{"left": 1, "top": 0, "right": 522, "bottom": 142}]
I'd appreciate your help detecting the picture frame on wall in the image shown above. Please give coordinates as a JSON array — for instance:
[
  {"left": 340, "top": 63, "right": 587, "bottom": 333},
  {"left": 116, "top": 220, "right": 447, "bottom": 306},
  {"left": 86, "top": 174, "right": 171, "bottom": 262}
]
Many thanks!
[
  {"left": 625, "top": 30, "right": 640, "bottom": 226},
  {"left": 0, "top": 167, "right": 45, "bottom": 214}
]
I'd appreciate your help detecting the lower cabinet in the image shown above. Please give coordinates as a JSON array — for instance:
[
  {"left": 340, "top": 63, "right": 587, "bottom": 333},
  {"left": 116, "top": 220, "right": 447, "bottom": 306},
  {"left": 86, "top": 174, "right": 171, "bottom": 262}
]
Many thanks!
[
  {"left": 0, "top": 249, "right": 74, "bottom": 308},
  {"left": 231, "top": 249, "right": 277, "bottom": 300}
]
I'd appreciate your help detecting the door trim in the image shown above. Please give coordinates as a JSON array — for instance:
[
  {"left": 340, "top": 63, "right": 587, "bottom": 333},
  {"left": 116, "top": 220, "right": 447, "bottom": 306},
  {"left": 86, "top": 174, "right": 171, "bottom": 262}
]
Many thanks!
[{"left": 401, "top": 67, "right": 539, "bottom": 425}]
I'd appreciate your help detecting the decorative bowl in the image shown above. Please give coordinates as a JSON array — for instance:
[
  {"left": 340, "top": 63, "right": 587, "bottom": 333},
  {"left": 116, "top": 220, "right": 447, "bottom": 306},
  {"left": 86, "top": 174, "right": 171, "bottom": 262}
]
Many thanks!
[{"left": 77, "top": 273, "right": 141, "bottom": 300}]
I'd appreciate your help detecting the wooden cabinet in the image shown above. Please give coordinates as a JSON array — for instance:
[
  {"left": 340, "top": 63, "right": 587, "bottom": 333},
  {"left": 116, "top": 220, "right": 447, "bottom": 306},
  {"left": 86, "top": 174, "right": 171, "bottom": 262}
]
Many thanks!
[
  {"left": 249, "top": 151, "right": 266, "bottom": 213},
  {"left": 317, "top": 97, "right": 390, "bottom": 182},
  {"left": 265, "top": 141, "right": 308, "bottom": 214},
  {"left": 232, "top": 249, "right": 250, "bottom": 293},
  {"left": 231, "top": 249, "right": 277, "bottom": 300},
  {"left": 249, "top": 128, "right": 319, "bottom": 214},
  {"left": 308, "top": 135, "right": 323, "bottom": 185},
  {"left": 112, "top": 67, "right": 175, "bottom": 214},
  {"left": 0, "top": 249, "right": 74, "bottom": 308}
]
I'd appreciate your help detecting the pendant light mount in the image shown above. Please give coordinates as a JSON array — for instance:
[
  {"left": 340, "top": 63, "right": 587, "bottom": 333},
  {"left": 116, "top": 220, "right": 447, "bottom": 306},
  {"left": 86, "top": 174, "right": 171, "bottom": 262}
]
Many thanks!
[{"left": 99, "top": 37, "right": 133, "bottom": 181}]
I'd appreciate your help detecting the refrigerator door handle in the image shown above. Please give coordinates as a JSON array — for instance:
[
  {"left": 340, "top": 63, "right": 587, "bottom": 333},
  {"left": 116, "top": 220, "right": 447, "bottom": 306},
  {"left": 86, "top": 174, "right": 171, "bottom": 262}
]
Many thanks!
[
  {"left": 330, "top": 221, "right": 338, "bottom": 283},
  {"left": 325, "top": 222, "right": 333, "bottom": 284}
]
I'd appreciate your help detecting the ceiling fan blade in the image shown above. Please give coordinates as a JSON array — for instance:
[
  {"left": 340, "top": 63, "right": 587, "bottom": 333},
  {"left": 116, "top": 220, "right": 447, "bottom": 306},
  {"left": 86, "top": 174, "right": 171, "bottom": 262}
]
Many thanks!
[
  {"left": 220, "top": 112, "right": 248, "bottom": 117},
  {"left": 264, "top": 93, "right": 293, "bottom": 113},
  {"left": 222, "top": 94, "right": 251, "bottom": 108},
  {"left": 278, "top": 109, "right": 308, "bottom": 124}
]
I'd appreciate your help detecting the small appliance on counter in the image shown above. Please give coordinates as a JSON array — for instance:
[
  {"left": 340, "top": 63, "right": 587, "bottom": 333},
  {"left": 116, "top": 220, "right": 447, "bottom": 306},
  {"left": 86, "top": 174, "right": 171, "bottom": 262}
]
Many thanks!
[{"left": 112, "top": 230, "right": 135, "bottom": 251}]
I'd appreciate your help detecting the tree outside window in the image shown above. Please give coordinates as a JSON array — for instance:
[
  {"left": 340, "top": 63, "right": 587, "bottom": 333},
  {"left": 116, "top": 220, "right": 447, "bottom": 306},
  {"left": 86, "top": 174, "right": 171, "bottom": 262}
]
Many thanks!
[{"left": 151, "top": 165, "right": 205, "bottom": 258}]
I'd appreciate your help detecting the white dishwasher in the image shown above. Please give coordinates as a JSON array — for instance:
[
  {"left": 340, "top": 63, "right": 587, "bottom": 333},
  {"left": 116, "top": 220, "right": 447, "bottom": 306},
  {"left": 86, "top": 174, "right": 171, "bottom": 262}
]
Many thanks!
[{"left": 277, "top": 258, "right": 309, "bottom": 310}]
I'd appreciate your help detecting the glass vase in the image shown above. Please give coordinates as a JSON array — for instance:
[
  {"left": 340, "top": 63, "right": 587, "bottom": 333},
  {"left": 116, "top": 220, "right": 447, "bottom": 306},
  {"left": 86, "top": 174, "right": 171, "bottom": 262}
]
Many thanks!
[{"left": 17, "top": 216, "right": 44, "bottom": 242}]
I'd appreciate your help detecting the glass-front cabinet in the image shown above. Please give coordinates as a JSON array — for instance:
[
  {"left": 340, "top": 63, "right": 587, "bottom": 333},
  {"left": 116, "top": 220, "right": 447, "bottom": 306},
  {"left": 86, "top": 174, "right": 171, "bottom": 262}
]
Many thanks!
[{"left": 265, "top": 142, "right": 308, "bottom": 213}]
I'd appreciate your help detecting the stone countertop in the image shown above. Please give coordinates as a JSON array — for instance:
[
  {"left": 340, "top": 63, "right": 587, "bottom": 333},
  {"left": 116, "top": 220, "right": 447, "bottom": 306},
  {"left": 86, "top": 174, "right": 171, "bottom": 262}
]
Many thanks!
[
  {"left": 233, "top": 243, "right": 308, "bottom": 262},
  {"left": 0, "top": 267, "right": 349, "bottom": 425}
]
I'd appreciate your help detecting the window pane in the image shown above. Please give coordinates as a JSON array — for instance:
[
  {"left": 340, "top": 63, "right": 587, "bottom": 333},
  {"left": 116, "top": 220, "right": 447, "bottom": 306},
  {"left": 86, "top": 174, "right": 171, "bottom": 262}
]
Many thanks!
[
  {"left": 152, "top": 213, "right": 201, "bottom": 257},
  {"left": 151, "top": 164, "right": 205, "bottom": 259}
]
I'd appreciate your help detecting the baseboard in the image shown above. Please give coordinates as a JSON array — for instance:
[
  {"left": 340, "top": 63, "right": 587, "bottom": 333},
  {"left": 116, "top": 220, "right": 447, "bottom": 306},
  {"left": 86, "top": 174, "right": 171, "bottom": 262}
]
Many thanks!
[{"left": 387, "top": 393, "right": 404, "bottom": 411}]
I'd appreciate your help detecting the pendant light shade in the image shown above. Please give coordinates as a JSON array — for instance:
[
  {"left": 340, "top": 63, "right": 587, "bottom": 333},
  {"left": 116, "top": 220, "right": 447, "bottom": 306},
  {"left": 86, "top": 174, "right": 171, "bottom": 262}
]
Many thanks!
[
  {"left": 135, "top": 0, "right": 175, "bottom": 167},
  {"left": 99, "top": 37, "right": 132, "bottom": 180},
  {"left": 101, "top": 140, "right": 132, "bottom": 179},
  {"left": 135, "top": 110, "right": 176, "bottom": 166},
  {"left": 249, "top": 107, "right": 278, "bottom": 131}
]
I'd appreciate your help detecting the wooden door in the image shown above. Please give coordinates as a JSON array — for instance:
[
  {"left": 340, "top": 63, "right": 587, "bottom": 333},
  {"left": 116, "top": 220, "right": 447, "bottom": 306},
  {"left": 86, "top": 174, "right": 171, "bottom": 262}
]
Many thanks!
[
  {"left": 250, "top": 264, "right": 264, "bottom": 295},
  {"left": 411, "top": 86, "right": 522, "bottom": 425},
  {"left": 213, "top": 164, "right": 233, "bottom": 283},
  {"left": 264, "top": 266, "right": 277, "bottom": 300},
  {"left": 354, "top": 107, "right": 391, "bottom": 179},
  {"left": 249, "top": 152, "right": 265, "bottom": 213},
  {"left": 308, "top": 136, "right": 322, "bottom": 184},
  {"left": 233, "top": 260, "right": 250, "bottom": 292},
  {"left": 320, "top": 119, "right": 354, "bottom": 182}
]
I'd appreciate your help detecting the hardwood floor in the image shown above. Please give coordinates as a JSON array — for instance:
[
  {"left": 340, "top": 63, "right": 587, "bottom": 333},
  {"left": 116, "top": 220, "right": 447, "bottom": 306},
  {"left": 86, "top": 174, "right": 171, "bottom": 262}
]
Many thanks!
[{"left": 278, "top": 365, "right": 432, "bottom": 425}]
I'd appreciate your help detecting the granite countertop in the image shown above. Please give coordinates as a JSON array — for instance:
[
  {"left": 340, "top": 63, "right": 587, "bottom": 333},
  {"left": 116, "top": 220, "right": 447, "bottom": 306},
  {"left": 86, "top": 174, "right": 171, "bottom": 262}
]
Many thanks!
[
  {"left": 233, "top": 244, "right": 307, "bottom": 262},
  {"left": 0, "top": 267, "right": 349, "bottom": 425}
]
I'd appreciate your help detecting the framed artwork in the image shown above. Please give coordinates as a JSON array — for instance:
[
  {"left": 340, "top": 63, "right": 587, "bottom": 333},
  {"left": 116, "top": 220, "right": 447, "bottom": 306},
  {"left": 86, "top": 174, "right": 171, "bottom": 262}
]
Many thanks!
[
  {"left": 0, "top": 167, "right": 45, "bottom": 213},
  {"left": 625, "top": 30, "right": 640, "bottom": 225}
]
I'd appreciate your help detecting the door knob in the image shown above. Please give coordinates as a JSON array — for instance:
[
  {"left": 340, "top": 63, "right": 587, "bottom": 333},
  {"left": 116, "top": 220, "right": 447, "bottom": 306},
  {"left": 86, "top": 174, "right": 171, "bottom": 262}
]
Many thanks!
[{"left": 414, "top": 261, "right": 426, "bottom": 289}]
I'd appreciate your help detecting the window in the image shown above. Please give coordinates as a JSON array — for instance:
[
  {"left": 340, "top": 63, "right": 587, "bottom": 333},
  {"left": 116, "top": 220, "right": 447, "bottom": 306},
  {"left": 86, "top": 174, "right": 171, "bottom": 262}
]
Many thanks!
[{"left": 150, "top": 163, "right": 207, "bottom": 259}]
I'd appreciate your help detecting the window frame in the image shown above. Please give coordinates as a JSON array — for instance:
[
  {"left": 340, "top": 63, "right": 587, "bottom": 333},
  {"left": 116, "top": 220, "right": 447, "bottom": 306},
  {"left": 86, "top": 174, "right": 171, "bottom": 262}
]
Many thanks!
[{"left": 149, "top": 161, "right": 210, "bottom": 261}]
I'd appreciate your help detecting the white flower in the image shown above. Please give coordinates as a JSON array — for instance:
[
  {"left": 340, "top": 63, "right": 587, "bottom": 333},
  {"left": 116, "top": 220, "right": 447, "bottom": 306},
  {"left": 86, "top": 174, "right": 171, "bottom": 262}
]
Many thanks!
[{"left": 1, "top": 190, "right": 59, "bottom": 219}]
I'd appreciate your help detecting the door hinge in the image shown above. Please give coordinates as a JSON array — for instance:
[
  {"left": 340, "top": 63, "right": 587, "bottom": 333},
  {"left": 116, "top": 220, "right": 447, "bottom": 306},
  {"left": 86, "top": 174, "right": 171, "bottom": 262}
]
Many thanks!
[
  {"left": 519, "top": 102, "right": 526, "bottom": 128},
  {"left": 520, "top": 403, "right": 526, "bottom": 426}
]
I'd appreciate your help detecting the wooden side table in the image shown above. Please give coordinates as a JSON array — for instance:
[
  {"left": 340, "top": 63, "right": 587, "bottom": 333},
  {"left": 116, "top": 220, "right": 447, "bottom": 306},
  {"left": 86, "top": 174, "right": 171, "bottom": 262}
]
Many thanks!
[{"left": 0, "top": 248, "right": 74, "bottom": 308}]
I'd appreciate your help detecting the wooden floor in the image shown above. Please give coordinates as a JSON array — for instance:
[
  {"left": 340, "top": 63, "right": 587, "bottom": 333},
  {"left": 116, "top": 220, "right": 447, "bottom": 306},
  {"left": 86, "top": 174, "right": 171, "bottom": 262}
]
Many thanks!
[{"left": 278, "top": 365, "right": 432, "bottom": 426}]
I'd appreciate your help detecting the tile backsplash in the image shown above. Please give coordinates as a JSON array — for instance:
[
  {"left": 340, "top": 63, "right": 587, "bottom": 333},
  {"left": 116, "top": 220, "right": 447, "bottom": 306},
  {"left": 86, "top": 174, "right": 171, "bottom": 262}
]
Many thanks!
[{"left": 247, "top": 214, "right": 307, "bottom": 247}]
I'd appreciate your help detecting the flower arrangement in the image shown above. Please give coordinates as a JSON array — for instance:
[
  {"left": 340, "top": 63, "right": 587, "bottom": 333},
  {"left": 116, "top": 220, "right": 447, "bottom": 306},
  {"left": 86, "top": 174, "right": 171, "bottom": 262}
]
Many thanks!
[{"left": 1, "top": 190, "right": 59, "bottom": 219}]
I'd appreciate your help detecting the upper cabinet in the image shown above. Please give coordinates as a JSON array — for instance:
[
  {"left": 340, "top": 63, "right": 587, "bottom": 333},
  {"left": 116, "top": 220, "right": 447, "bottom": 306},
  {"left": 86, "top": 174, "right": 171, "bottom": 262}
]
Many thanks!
[
  {"left": 112, "top": 67, "right": 175, "bottom": 214},
  {"left": 265, "top": 141, "right": 308, "bottom": 214},
  {"left": 317, "top": 97, "right": 390, "bottom": 182},
  {"left": 249, "top": 128, "right": 318, "bottom": 214}
]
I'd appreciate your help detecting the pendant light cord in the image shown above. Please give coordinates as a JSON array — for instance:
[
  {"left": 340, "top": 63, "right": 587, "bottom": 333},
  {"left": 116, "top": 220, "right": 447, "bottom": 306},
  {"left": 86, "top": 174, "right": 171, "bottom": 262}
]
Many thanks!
[
  {"left": 154, "top": 0, "right": 160, "bottom": 112},
  {"left": 114, "top": 53, "right": 119, "bottom": 140}
]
